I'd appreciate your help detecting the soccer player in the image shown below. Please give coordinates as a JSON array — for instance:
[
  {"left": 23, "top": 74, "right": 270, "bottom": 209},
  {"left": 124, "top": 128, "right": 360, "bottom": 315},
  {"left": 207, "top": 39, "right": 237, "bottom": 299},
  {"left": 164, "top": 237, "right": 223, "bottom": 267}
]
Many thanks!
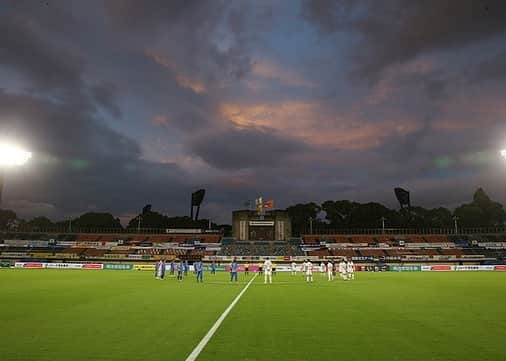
[
  {"left": 244, "top": 262, "right": 250, "bottom": 276},
  {"left": 291, "top": 261, "right": 297, "bottom": 276},
  {"left": 177, "top": 260, "right": 184, "bottom": 281},
  {"left": 160, "top": 259, "right": 167, "bottom": 280},
  {"left": 210, "top": 261, "right": 216, "bottom": 275},
  {"left": 327, "top": 260, "right": 334, "bottom": 281},
  {"left": 347, "top": 259, "right": 355, "bottom": 280},
  {"left": 305, "top": 259, "right": 313, "bottom": 283},
  {"left": 184, "top": 260, "right": 189, "bottom": 276},
  {"left": 339, "top": 259, "right": 347, "bottom": 280},
  {"left": 154, "top": 260, "right": 161, "bottom": 279},
  {"left": 263, "top": 257, "right": 273, "bottom": 284},
  {"left": 230, "top": 258, "right": 238, "bottom": 282},
  {"left": 169, "top": 260, "right": 175, "bottom": 276},
  {"left": 320, "top": 261, "right": 326, "bottom": 277},
  {"left": 195, "top": 259, "right": 204, "bottom": 283}
]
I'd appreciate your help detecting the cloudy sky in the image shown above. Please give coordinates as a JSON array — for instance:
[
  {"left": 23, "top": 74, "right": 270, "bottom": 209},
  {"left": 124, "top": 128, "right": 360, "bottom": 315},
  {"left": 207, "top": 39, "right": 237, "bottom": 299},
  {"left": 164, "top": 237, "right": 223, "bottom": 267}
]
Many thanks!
[{"left": 1, "top": 0, "right": 506, "bottom": 224}]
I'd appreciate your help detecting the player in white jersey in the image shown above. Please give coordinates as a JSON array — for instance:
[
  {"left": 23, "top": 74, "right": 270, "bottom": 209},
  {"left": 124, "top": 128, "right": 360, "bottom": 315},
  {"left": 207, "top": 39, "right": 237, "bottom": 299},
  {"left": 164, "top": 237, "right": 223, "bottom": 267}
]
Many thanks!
[
  {"left": 327, "top": 261, "right": 334, "bottom": 281},
  {"left": 291, "top": 261, "right": 297, "bottom": 276},
  {"left": 301, "top": 262, "right": 306, "bottom": 278},
  {"left": 263, "top": 257, "right": 273, "bottom": 284},
  {"left": 320, "top": 262, "right": 326, "bottom": 277},
  {"left": 305, "top": 259, "right": 313, "bottom": 283},
  {"left": 339, "top": 259, "right": 347, "bottom": 280},
  {"left": 347, "top": 260, "right": 355, "bottom": 280}
]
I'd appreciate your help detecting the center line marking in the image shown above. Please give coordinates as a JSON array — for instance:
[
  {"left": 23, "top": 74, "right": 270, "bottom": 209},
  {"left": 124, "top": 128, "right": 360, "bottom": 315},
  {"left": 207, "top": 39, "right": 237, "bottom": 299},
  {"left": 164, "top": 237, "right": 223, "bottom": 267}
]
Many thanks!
[{"left": 184, "top": 273, "right": 258, "bottom": 361}]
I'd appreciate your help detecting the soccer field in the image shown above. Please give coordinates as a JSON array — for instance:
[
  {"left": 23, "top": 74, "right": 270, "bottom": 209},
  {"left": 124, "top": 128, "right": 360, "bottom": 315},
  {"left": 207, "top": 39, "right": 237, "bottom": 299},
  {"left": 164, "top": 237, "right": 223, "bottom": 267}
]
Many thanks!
[{"left": 1, "top": 270, "right": 505, "bottom": 361}]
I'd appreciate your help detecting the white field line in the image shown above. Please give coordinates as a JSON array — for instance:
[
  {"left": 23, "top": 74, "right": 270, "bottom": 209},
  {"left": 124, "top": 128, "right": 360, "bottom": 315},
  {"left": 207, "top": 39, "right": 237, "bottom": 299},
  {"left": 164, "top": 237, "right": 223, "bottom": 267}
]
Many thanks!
[{"left": 184, "top": 273, "right": 258, "bottom": 361}]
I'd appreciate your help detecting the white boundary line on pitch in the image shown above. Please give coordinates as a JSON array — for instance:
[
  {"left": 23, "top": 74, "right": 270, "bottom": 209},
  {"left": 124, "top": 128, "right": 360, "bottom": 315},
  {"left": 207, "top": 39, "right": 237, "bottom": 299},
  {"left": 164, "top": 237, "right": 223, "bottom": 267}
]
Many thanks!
[{"left": 184, "top": 273, "right": 258, "bottom": 361}]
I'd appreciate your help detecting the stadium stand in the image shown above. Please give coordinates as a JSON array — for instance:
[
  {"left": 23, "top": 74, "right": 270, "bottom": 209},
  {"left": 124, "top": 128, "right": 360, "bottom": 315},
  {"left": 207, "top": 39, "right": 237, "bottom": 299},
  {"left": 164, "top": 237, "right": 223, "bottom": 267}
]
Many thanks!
[{"left": 1, "top": 231, "right": 506, "bottom": 265}]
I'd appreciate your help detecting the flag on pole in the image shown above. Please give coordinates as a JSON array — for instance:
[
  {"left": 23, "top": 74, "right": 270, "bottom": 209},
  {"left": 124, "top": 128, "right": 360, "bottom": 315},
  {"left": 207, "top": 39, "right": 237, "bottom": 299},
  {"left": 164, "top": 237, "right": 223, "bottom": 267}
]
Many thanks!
[
  {"left": 256, "top": 197, "right": 263, "bottom": 215},
  {"left": 264, "top": 199, "right": 274, "bottom": 209}
]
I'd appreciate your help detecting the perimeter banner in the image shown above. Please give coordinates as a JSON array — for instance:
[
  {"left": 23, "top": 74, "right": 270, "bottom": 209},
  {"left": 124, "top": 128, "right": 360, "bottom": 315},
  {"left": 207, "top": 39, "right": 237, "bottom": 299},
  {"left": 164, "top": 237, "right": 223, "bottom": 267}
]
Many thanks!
[
  {"left": 15, "top": 262, "right": 45, "bottom": 269},
  {"left": 46, "top": 263, "right": 83, "bottom": 269},
  {"left": 133, "top": 264, "right": 156, "bottom": 271},
  {"left": 103, "top": 263, "right": 134, "bottom": 270},
  {"left": 455, "top": 265, "right": 494, "bottom": 271},
  {"left": 14, "top": 262, "right": 103, "bottom": 270},
  {"left": 429, "top": 265, "right": 454, "bottom": 271},
  {"left": 82, "top": 264, "right": 103, "bottom": 269},
  {"left": 389, "top": 265, "right": 421, "bottom": 272}
]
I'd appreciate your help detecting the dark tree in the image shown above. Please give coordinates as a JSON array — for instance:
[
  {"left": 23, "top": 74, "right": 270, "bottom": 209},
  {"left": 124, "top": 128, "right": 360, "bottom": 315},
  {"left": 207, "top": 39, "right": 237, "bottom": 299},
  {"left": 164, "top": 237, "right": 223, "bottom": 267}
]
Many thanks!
[
  {"left": 73, "top": 212, "right": 122, "bottom": 230},
  {"left": 454, "top": 188, "right": 505, "bottom": 227},
  {"left": 0, "top": 209, "right": 17, "bottom": 229},
  {"left": 24, "top": 216, "right": 55, "bottom": 230},
  {"left": 286, "top": 202, "right": 321, "bottom": 236}
]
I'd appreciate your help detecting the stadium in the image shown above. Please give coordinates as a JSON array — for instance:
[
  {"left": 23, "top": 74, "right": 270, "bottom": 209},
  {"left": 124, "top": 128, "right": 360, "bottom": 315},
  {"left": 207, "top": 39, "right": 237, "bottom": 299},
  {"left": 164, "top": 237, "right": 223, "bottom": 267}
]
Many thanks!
[
  {"left": 2, "top": 199, "right": 506, "bottom": 360},
  {"left": 2, "top": 1, "right": 506, "bottom": 361}
]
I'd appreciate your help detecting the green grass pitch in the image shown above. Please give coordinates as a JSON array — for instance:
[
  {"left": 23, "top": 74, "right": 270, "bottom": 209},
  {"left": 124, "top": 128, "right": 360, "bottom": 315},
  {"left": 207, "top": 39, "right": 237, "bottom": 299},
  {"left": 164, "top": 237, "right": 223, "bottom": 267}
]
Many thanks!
[{"left": 1, "top": 269, "right": 505, "bottom": 361}]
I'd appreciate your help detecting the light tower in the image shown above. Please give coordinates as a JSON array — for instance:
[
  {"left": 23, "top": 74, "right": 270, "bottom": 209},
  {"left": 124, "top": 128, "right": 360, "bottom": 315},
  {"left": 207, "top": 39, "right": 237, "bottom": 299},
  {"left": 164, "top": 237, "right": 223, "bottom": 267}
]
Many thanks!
[{"left": 0, "top": 142, "right": 32, "bottom": 208}]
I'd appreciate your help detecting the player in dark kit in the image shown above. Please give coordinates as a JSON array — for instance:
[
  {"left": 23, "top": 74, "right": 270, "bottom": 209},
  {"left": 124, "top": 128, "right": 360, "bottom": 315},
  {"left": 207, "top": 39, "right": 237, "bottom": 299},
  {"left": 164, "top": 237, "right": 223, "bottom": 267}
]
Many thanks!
[{"left": 177, "top": 260, "right": 184, "bottom": 281}]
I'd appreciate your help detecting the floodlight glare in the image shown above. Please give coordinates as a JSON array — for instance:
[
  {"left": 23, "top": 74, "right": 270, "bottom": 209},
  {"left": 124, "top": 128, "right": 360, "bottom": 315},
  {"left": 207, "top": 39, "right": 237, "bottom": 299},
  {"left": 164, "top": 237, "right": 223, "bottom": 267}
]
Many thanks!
[
  {"left": 0, "top": 143, "right": 32, "bottom": 166},
  {"left": 501, "top": 149, "right": 506, "bottom": 159}
]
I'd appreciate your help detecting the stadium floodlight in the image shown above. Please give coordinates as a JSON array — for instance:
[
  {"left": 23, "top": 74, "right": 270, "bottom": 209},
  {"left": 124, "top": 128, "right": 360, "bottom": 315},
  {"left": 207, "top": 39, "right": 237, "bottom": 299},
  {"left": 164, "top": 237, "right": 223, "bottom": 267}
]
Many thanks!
[
  {"left": 501, "top": 149, "right": 506, "bottom": 159},
  {"left": 0, "top": 142, "right": 32, "bottom": 208},
  {"left": 0, "top": 142, "right": 32, "bottom": 166}
]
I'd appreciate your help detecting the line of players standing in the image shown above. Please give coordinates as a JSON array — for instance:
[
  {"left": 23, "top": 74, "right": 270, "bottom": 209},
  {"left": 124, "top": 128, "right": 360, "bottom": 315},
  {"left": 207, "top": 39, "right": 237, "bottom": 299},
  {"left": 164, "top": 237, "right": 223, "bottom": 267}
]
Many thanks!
[
  {"left": 154, "top": 259, "right": 212, "bottom": 282},
  {"left": 154, "top": 258, "right": 355, "bottom": 283},
  {"left": 293, "top": 259, "right": 355, "bottom": 283}
]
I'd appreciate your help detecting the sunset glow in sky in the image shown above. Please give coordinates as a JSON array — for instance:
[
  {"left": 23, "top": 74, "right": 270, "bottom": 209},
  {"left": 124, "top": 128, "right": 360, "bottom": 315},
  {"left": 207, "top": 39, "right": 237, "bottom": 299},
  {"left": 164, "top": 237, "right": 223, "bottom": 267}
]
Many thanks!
[{"left": 1, "top": 0, "right": 506, "bottom": 222}]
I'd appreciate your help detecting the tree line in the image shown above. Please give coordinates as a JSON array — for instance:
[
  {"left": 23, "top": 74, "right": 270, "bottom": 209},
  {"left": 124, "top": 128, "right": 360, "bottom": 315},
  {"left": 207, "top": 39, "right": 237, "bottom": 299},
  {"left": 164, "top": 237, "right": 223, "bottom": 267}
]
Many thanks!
[
  {"left": 0, "top": 208, "right": 229, "bottom": 234},
  {"left": 0, "top": 188, "right": 504, "bottom": 235},
  {"left": 287, "top": 188, "right": 505, "bottom": 236}
]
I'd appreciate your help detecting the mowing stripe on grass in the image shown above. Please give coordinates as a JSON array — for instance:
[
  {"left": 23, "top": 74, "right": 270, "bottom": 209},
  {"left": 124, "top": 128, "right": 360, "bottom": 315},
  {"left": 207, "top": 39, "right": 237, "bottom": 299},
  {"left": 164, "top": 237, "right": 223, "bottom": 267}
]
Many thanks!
[{"left": 184, "top": 273, "right": 258, "bottom": 361}]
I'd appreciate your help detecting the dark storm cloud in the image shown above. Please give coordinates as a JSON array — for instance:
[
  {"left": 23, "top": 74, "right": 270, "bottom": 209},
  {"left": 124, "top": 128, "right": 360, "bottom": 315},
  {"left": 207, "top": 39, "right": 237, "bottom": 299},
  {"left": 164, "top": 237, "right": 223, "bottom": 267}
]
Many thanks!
[
  {"left": 105, "top": 0, "right": 254, "bottom": 82},
  {"left": 472, "top": 49, "right": 506, "bottom": 83},
  {"left": 0, "top": 15, "right": 82, "bottom": 90},
  {"left": 104, "top": 0, "right": 208, "bottom": 30},
  {"left": 0, "top": 90, "right": 191, "bottom": 217},
  {"left": 0, "top": 1, "right": 203, "bottom": 220},
  {"left": 188, "top": 126, "right": 308, "bottom": 170},
  {"left": 90, "top": 83, "right": 122, "bottom": 118},
  {"left": 302, "top": 0, "right": 506, "bottom": 80},
  {"left": 1, "top": 0, "right": 505, "bottom": 224}
]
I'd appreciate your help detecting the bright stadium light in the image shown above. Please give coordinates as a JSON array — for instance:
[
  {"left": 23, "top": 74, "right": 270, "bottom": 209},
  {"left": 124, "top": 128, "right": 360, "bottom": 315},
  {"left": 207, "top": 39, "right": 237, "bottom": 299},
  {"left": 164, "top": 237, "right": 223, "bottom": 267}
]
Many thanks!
[
  {"left": 501, "top": 149, "right": 506, "bottom": 159},
  {"left": 0, "top": 142, "right": 32, "bottom": 208},
  {"left": 0, "top": 142, "right": 32, "bottom": 166}
]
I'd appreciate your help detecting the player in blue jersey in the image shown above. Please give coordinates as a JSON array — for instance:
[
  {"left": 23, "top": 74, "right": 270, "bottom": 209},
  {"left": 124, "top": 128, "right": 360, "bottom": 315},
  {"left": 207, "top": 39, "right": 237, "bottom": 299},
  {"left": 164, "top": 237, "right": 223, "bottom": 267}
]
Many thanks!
[
  {"left": 210, "top": 261, "right": 216, "bottom": 275},
  {"left": 177, "top": 260, "right": 184, "bottom": 281},
  {"left": 169, "top": 260, "right": 175, "bottom": 276},
  {"left": 195, "top": 259, "right": 204, "bottom": 283},
  {"left": 184, "top": 260, "right": 189, "bottom": 276},
  {"left": 230, "top": 258, "right": 238, "bottom": 282}
]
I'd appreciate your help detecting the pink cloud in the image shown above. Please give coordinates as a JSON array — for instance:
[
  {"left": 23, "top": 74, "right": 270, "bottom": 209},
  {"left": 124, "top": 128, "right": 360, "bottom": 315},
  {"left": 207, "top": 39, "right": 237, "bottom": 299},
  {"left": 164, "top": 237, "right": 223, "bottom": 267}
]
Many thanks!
[
  {"left": 145, "top": 48, "right": 206, "bottom": 93},
  {"left": 151, "top": 114, "right": 170, "bottom": 127},
  {"left": 220, "top": 100, "right": 422, "bottom": 150}
]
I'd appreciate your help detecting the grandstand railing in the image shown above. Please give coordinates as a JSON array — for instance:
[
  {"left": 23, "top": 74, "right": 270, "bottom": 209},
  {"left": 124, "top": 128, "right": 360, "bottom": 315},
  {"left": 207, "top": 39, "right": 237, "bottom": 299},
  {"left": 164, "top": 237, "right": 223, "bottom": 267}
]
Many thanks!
[
  {"left": 1, "top": 226, "right": 505, "bottom": 235},
  {"left": 0, "top": 227, "right": 224, "bottom": 234},
  {"left": 300, "top": 227, "right": 506, "bottom": 235}
]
